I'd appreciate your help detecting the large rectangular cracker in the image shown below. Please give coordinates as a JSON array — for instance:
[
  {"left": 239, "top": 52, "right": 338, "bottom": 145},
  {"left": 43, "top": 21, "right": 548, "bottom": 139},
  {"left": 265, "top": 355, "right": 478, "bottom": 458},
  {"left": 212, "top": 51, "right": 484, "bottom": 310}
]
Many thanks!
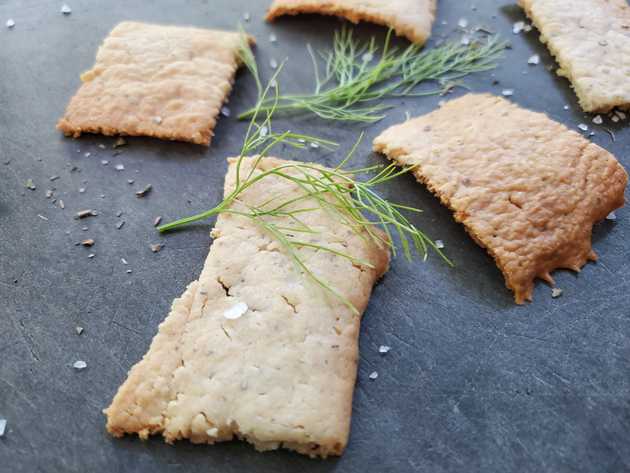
[
  {"left": 266, "top": 0, "right": 437, "bottom": 45},
  {"left": 57, "top": 22, "right": 249, "bottom": 146},
  {"left": 519, "top": 0, "right": 630, "bottom": 112},
  {"left": 104, "top": 157, "right": 390, "bottom": 457},
  {"left": 373, "top": 93, "right": 627, "bottom": 304}
]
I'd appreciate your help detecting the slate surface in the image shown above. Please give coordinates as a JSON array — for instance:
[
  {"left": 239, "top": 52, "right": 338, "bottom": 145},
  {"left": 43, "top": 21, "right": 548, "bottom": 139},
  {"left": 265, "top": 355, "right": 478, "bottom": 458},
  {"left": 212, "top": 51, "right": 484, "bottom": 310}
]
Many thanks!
[{"left": 1, "top": 1, "right": 629, "bottom": 472}]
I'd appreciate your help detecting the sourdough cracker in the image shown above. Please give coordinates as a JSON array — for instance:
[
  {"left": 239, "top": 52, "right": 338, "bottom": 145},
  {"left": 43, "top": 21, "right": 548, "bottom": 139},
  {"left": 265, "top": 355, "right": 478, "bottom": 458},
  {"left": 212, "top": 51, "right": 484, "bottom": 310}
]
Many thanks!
[
  {"left": 104, "top": 157, "right": 390, "bottom": 457},
  {"left": 519, "top": 0, "right": 630, "bottom": 112},
  {"left": 373, "top": 94, "right": 627, "bottom": 303},
  {"left": 266, "top": 0, "right": 436, "bottom": 45},
  {"left": 58, "top": 22, "right": 250, "bottom": 145}
]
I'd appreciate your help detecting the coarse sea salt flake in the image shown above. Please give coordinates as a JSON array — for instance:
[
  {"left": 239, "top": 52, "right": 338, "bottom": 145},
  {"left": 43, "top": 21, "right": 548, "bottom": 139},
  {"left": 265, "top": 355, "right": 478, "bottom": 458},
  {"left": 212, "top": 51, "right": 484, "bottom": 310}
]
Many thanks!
[
  {"left": 379, "top": 345, "right": 391, "bottom": 354},
  {"left": 224, "top": 302, "right": 248, "bottom": 320},
  {"left": 592, "top": 115, "right": 603, "bottom": 125},
  {"left": 73, "top": 360, "right": 87, "bottom": 370},
  {"left": 502, "top": 89, "right": 514, "bottom": 97},
  {"left": 369, "top": 371, "right": 379, "bottom": 380},
  {"left": 527, "top": 54, "right": 540, "bottom": 65},
  {"left": 577, "top": 123, "right": 588, "bottom": 131},
  {"left": 6, "top": 19, "right": 15, "bottom": 28},
  {"left": 61, "top": 4, "right": 72, "bottom": 14},
  {"left": 0, "top": 419, "right": 6, "bottom": 437}
]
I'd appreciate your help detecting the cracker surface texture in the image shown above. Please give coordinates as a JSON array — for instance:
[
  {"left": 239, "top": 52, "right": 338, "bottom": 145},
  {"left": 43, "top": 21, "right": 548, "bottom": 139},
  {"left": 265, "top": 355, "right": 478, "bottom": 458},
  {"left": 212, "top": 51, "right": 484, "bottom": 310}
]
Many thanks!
[
  {"left": 519, "top": 0, "right": 630, "bottom": 112},
  {"left": 104, "top": 157, "right": 390, "bottom": 457},
  {"left": 373, "top": 94, "right": 627, "bottom": 303},
  {"left": 266, "top": 0, "right": 436, "bottom": 44},
  {"left": 57, "top": 22, "right": 248, "bottom": 145}
]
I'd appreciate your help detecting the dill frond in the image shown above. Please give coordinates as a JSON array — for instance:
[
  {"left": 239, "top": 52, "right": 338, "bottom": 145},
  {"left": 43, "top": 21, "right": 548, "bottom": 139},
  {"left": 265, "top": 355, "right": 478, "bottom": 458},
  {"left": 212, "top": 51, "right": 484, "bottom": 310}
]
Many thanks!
[
  {"left": 158, "top": 37, "right": 451, "bottom": 313},
  {"left": 239, "top": 27, "right": 508, "bottom": 123}
]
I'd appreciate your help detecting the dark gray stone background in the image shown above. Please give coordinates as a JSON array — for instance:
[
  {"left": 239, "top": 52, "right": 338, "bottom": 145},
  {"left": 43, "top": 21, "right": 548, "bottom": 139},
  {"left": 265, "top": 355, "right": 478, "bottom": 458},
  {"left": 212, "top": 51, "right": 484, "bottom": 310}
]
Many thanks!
[{"left": 1, "top": 0, "right": 629, "bottom": 472}]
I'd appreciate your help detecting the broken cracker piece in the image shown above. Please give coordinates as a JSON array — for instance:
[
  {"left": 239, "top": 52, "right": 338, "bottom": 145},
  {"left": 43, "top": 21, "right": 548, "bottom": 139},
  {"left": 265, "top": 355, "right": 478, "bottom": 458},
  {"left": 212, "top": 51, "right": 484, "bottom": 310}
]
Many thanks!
[
  {"left": 104, "top": 157, "right": 390, "bottom": 457},
  {"left": 373, "top": 93, "right": 627, "bottom": 303},
  {"left": 57, "top": 22, "right": 252, "bottom": 146},
  {"left": 519, "top": 0, "right": 630, "bottom": 112},
  {"left": 266, "top": 0, "right": 437, "bottom": 45}
]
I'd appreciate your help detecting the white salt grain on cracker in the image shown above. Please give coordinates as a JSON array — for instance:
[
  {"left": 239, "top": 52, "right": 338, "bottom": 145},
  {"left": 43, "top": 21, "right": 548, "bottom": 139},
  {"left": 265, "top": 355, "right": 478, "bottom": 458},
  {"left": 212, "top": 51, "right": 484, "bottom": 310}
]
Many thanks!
[
  {"left": 519, "top": 0, "right": 630, "bottom": 112},
  {"left": 266, "top": 0, "right": 437, "bottom": 45},
  {"left": 57, "top": 22, "right": 252, "bottom": 146}
]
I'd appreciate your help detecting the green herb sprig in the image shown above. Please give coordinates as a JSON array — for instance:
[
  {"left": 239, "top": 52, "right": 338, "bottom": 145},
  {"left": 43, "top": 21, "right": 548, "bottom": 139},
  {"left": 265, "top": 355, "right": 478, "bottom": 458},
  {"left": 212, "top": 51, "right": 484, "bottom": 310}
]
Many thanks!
[
  {"left": 239, "top": 27, "right": 508, "bottom": 123},
  {"left": 158, "top": 35, "right": 451, "bottom": 313}
]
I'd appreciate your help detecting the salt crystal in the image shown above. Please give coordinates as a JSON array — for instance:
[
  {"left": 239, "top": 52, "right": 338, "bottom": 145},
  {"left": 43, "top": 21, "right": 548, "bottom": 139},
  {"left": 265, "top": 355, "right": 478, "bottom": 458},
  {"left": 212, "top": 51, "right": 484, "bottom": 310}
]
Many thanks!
[
  {"left": 243, "top": 12, "right": 250, "bottom": 22},
  {"left": 563, "top": 105, "right": 569, "bottom": 111},
  {"left": 502, "top": 89, "right": 514, "bottom": 97},
  {"left": 461, "top": 36, "right": 470, "bottom": 46},
  {"left": 310, "top": 142, "right": 320, "bottom": 149},
  {"left": 512, "top": 21, "right": 525, "bottom": 34},
  {"left": 551, "top": 288, "right": 563, "bottom": 299},
  {"left": 616, "top": 110, "right": 627, "bottom": 120},
  {"left": 224, "top": 302, "right": 248, "bottom": 320},
  {"left": 523, "top": 24, "right": 532, "bottom": 32},
  {"left": 79, "top": 187, "right": 85, "bottom": 193},
  {"left": 6, "top": 19, "right": 15, "bottom": 28},
  {"left": 114, "top": 163, "right": 124, "bottom": 171},
  {"left": 76, "top": 326, "right": 84, "bottom": 335},
  {"left": 153, "top": 116, "right": 162, "bottom": 124},
  {"left": 435, "top": 240, "right": 445, "bottom": 249},
  {"left": 221, "top": 106, "right": 231, "bottom": 117},
  {"left": 592, "top": 115, "right": 603, "bottom": 125},
  {"left": 260, "top": 126, "right": 268, "bottom": 137},
  {"left": 269, "top": 58, "right": 278, "bottom": 69},
  {"left": 73, "top": 360, "right": 87, "bottom": 370},
  {"left": 606, "top": 211, "right": 617, "bottom": 221},
  {"left": 61, "top": 4, "right": 72, "bottom": 14},
  {"left": 0, "top": 419, "right": 6, "bottom": 437},
  {"left": 98, "top": 144, "right": 106, "bottom": 149},
  {"left": 84, "top": 152, "right": 91, "bottom": 157},
  {"left": 362, "top": 52, "right": 374, "bottom": 63},
  {"left": 378, "top": 345, "right": 391, "bottom": 354},
  {"left": 121, "top": 258, "right": 128, "bottom": 265},
  {"left": 577, "top": 123, "right": 588, "bottom": 131},
  {"left": 458, "top": 18, "right": 469, "bottom": 28},
  {"left": 368, "top": 371, "right": 379, "bottom": 380},
  {"left": 612, "top": 115, "right": 620, "bottom": 123},
  {"left": 269, "top": 33, "right": 277, "bottom": 43},
  {"left": 527, "top": 54, "right": 540, "bottom": 65},
  {"left": 101, "top": 160, "right": 109, "bottom": 165}
]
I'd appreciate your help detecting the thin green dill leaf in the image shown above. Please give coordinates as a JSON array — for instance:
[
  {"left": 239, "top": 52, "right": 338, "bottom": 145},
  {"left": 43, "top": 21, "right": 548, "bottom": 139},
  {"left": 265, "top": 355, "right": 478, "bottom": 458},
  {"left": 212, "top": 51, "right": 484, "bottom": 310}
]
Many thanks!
[
  {"left": 159, "top": 43, "right": 452, "bottom": 313},
  {"left": 239, "top": 26, "right": 507, "bottom": 123}
]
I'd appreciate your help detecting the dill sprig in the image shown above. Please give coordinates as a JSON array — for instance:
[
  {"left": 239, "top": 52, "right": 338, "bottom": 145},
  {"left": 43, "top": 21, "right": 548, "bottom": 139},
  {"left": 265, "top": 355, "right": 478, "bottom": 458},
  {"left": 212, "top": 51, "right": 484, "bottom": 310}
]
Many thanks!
[
  {"left": 239, "top": 27, "right": 508, "bottom": 123},
  {"left": 158, "top": 36, "right": 451, "bottom": 313}
]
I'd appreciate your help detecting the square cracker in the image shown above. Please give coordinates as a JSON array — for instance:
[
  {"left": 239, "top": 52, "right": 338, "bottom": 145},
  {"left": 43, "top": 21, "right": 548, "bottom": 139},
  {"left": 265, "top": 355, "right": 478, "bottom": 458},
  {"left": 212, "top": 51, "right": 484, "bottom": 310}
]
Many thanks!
[
  {"left": 57, "top": 22, "right": 250, "bottom": 146},
  {"left": 266, "top": 0, "right": 436, "bottom": 45},
  {"left": 104, "top": 157, "right": 390, "bottom": 457},
  {"left": 373, "top": 94, "right": 627, "bottom": 304},
  {"left": 519, "top": 0, "right": 630, "bottom": 113}
]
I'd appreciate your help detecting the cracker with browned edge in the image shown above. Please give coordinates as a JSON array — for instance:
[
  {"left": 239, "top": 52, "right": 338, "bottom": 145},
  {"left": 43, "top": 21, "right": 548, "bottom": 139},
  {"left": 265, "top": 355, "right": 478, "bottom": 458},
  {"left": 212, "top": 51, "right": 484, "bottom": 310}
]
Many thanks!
[
  {"left": 58, "top": 22, "right": 250, "bottom": 146},
  {"left": 373, "top": 94, "right": 627, "bottom": 303},
  {"left": 266, "top": 0, "right": 436, "bottom": 45},
  {"left": 519, "top": 0, "right": 630, "bottom": 112},
  {"left": 104, "top": 157, "right": 390, "bottom": 457}
]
